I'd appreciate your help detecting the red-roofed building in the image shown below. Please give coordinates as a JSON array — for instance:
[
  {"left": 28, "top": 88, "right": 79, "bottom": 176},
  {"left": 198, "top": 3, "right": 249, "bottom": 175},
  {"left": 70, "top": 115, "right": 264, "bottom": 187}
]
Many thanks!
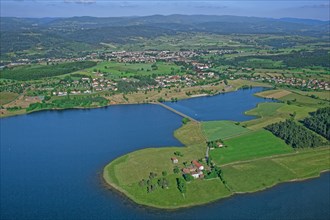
[
  {"left": 182, "top": 168, "right": 190, "bottom": 174},
  {"left": 192, "top": 160, "right": 204, "bottom": 171}
]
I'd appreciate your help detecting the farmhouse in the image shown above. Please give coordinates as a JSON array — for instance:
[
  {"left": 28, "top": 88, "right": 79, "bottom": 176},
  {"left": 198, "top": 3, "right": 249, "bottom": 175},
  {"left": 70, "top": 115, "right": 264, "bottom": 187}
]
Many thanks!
[
  {"left": 171, "top": 157, "right": 178, "bottom": 164},
  {"left": 192, "top": 160, "right": 204, "bottom": 170}
]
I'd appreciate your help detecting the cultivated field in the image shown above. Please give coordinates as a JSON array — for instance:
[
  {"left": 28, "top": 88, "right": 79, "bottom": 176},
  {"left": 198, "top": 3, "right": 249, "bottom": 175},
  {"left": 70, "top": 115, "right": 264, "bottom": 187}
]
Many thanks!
[
  {"left": 202, "top": 120, "right": 250, "bottom": 141},
  {"left": 210, "top": 129, "right": 293, "bottom": 165},
  {"left": 0, "top": 92, "right": 19, "bottom": 105},
  {"left": 223, "top": 148, "right": 330, "bottom": 192}
]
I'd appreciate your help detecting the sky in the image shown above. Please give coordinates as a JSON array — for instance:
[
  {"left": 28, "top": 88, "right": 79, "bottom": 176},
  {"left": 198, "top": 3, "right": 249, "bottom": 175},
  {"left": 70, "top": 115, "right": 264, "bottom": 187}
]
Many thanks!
[{"left": 1, "top": 0, "right": 329, "bottom": 20}]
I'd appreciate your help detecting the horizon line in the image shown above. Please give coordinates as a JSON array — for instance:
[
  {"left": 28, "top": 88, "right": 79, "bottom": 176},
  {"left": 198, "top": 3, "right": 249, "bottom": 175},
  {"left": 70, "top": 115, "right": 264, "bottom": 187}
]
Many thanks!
[{"left": 1, "top": 14, "right": 329, "bottom": 21}]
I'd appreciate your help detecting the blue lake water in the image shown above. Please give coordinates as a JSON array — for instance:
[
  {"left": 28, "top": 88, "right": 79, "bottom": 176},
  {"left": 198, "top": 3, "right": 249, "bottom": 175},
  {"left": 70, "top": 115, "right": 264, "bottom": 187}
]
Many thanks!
[
  {"left": 165, "top": 87, "right": 275, "bottom": 121},
  {"left": 1, "top": 88, "right": 329, "bottom": 220}
]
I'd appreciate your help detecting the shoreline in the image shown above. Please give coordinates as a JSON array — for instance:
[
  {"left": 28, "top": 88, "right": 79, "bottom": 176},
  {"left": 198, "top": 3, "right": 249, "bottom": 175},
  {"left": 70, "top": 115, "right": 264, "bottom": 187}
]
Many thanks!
[
  {"left": 102, "top": 157, "right": 330, "bottom": 210},
  {"left": 0, "top": 84, "right": 272, "bottom": 119}
]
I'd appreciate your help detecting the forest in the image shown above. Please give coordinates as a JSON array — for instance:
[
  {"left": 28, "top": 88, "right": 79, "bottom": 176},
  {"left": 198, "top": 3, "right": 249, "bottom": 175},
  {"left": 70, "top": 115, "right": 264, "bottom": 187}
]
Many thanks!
[
  {"left": 234, "top": 50, "right": 330, "bottom": 68},
  {"left": 303, "top": 107, "right": 330, "bottom": 140},
  {"left": 0, "top": 61, "right": 97, "bottom": 81},
  {"left": 265, "top": 119, "right": 326, "bottom": 148}
]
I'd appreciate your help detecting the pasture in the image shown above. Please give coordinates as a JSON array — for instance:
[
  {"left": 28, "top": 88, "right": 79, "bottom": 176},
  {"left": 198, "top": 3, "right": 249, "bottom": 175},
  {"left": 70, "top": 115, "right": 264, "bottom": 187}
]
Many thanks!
[
  {"left": 210, "top": 129, "right": 293, "bottom": 165},
  {"left": 202, "top": 120, "right": 250, "bottom": 141},
  {"left": 222, "top": 147, "right": 330, "bottom": 192}
]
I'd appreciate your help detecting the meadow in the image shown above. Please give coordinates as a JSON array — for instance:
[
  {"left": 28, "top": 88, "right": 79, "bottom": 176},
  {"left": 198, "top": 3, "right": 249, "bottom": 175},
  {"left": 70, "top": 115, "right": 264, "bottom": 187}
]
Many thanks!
[
  {"left": 202, "top": 120, "right": 250, "bottom": 141},
  {"left": 0, "top": 92, "right": 19, "bottom": 105},
  {"left": 222, "top": 148, "right": 330, "bottom": 193},
  {"left": 210, "top": 129, "right": 293, "bottom": 165},
  {"left": 0, "top": 61, "right": 97, "bottom": 81},
  {"left": 103, "top": 122, "right": 234, "bottom": 208},
  {"left": 102, "top": 83, "right": 330, "bottom": 209},
  {"left": 87, "top": 61, "right": 183, "bottom": 78}
]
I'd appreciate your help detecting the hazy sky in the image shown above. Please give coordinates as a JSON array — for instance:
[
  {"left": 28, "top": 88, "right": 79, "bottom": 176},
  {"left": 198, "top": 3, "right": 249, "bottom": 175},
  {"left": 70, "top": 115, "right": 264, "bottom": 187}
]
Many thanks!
[{"left": 1, "top": 0, "right": 329, "bottom": 20}]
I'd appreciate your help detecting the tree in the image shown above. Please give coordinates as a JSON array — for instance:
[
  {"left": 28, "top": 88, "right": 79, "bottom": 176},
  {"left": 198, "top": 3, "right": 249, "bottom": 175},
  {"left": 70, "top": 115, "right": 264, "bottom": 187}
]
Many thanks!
[
  {"left": 173, "top": 166, "right": 180, "bottom": 174},
  {"left": 183, "top": 174, "right": 194, "bottom": 182},
  {"left": 176, "top": 177, "right": 186, "bottom": 193},
  {"left": 182, "top": 117, "right": 190, "bottom": 124}
]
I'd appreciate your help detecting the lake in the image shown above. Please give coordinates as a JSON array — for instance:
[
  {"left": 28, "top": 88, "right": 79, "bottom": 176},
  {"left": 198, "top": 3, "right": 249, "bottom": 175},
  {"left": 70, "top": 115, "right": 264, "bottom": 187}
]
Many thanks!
[{"left": 1, "top": 87, "right": 329, "bottom": 220}]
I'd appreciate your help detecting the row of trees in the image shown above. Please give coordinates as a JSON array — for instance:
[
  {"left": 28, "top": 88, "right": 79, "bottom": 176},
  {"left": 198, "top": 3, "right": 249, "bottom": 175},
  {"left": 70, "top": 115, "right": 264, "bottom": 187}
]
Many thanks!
[
  {"left": 26, "top": 96, "right": 108, "bottom": 112},
  {"left": 303, "top": 107, "right": 330, "bottom": 140},
  {"left": 265, "top": 119, "right": 325, "bottom": 148}
]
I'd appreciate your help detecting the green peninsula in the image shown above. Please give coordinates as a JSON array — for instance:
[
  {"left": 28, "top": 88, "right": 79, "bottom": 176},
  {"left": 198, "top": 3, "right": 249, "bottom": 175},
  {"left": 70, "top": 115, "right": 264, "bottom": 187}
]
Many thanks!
[{"left": 103, "top": 92, "right": 330, "bottom": 209}]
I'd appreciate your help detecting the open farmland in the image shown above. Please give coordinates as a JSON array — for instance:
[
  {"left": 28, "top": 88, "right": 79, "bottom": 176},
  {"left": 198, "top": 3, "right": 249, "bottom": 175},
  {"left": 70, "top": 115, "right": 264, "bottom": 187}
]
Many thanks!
[
  {"left": 202, "top": 120, "right": 250, "bottom": 141},
  {"left": 222, "top": 148, "right": 330, "bottom": 193},
  {"left": 210, "top": 129, "right": 293, "bottom": 165}
]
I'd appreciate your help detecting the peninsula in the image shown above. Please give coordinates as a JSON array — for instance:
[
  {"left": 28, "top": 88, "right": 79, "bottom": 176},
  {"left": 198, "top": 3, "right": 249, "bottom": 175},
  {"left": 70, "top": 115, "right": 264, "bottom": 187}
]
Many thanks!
[{"left": 103, "top": 88, "right": 330, "bottom": 209}]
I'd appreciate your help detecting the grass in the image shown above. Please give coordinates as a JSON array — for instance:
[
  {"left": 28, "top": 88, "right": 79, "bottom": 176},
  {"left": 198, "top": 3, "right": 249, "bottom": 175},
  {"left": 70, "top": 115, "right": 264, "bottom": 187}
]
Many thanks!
[
  {"left": 88, "top": 61, "right": 182, "bottom": 78},
  {"left": 293, "top": 90, "right": 330, "bottom": 101},
  {"left": 0, "top": 92, "right": 19, "bottom": 105},
  {"left": 202, "top": 120, "right": 250, "bottom": 141},
  {"left": 255, "top": 89, "right": 291, "bottom": 99},
  {"left": 0, "top": 61, "right": 97, "bottom": 81},
  {"left": 245, "top": 102, "right": 285, "bottom": 118},
  {"left": 244, "top": 102, "right": 316, "bottom": 130},
  {"left": 255, "top": 89, "right": 329, "bottom": 108},
  {"left": 279, "top": 93, "right": 327, "bottom": 107},
  {"left": 103, "top": 83, "right": 330, "bottom": 209},
  {"left": 210, "top": 129, "right": 293, "bottom": 165},
  {"left": 103, "top": 122, "right": 234, "bottom": 208},
  {"left": 104, "top": 121, "right": 329, "bottom": 209},
  {"left": 222, "top": 148, "right": 330, "bottom": 193}
]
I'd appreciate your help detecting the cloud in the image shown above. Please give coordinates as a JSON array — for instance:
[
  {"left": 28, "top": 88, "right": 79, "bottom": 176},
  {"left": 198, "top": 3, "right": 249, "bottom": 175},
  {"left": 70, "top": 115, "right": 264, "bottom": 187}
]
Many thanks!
[{"left": 64, "top": 0, "right": 96, "bottom": 4}]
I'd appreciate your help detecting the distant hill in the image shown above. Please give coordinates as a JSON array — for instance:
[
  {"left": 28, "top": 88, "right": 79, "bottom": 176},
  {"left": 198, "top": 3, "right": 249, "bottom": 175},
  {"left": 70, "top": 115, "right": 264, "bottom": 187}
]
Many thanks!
[
  {"left": 1, "top": 15, "right": 329, "bottom": 58},
  {"left": 279, "top": 17, "right": 329, "bottom": 26}
]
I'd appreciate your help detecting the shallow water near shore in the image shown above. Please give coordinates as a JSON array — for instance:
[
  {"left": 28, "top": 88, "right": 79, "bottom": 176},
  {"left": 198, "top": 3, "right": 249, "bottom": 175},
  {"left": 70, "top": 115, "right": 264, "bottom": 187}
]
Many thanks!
[{"left": 1, "top": 88, "right": 329, "bottom": 220}]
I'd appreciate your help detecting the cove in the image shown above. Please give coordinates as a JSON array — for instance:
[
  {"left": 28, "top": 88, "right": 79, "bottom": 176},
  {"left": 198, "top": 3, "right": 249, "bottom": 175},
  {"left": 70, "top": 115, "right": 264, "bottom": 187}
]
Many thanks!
[{"left": 1, "top": 87, "right": 329, "bottom": 220}]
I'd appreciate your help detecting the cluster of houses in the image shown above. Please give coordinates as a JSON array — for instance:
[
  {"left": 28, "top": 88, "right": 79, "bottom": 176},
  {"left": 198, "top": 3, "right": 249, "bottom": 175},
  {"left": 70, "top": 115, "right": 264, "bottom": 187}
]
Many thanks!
[
  {"left": 106, "top": 50, "right": 198, "bottom": 63},
  {"left": 191, "top": 61, "right": 211, "bottom": 70},
  {"left": 91, "top": 77, "right": 117, "bottom": 92},
  {"left": 182, "top": 160, "right": 205, "bottom": 179},
  {"left": 249, "top": 76, "right": 330, "bottom": 91},
  {"left": 154, "top": 72, "right": 217, "bottom": 88},
  {"left": 52, "top": 76, "right": 118, "bottom": 96},
  {"left": 171, "top": 157, "right": 205, "bottom": 179}
]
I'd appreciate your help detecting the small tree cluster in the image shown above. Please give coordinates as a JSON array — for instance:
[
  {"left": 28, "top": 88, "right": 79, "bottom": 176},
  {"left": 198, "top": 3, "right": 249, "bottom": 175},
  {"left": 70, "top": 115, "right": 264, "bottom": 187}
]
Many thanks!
[
  {"left": 157, "top": 177, "right": 169, "bottom": 189},
  {"left": 176, "top": 177, "right": 186, "bottom": 194},
  {"left": 174, "top": 151, "right": 184, "bottom": 157}
]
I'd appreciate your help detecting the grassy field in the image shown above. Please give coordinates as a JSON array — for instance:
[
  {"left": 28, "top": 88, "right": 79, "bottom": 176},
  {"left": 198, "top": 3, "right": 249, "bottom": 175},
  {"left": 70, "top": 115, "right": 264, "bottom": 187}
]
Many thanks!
[
  {"left": 88, "top": 61, "right": 182, "bottom": 78},
  {"left": 104, "top": 121, "right": 329, "bottom": 209},
  {"left": 279, "top": 93, "right": 327, "bottom": 107},
  {"left": 222, "top": 148, "right": 330, "bottom": 193},
  {"left": 257, "top": 89, "right": 330, "bottom": 108},
  {"left": 244, "top": 102, "right": 316, "bottom": 130},
  {"left": 210, "top": 129, "right": 293, "bottom": 165},
  {"left": 292, "top": 90, "right": 330, "bottom": 101},
  {"left": 0, "top": 92, "right": 19, "bottom": 105},
  {"left": 103, "top": 84, "right": 329, "bottom": 209},
  {"left": 103, "top": 122, "right": 234, "bottom": 208},
  {"left": 202, "top": 120, "right": 250, "bottom": 141},
  {"left": 0, "top": 61, "right": 97, "bottom": 81},
  {"left": 245, "top": 102, "right": 285, "bottom": 118},
  {"left": 255, "top": 89, "right": 291, "bottom": 99}
]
